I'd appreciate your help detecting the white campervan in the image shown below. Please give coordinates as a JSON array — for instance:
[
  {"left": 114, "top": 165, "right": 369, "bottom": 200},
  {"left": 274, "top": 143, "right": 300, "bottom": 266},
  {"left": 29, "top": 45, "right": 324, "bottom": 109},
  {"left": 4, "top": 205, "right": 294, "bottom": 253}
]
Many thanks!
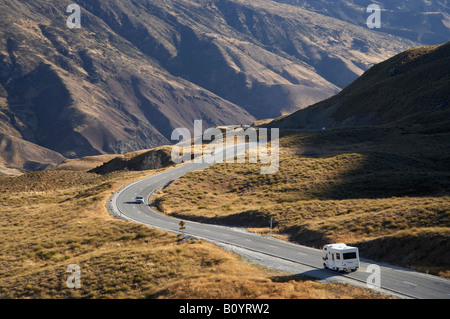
[{"left": 322, "top": 243, "right": 360, "bottom": 272}]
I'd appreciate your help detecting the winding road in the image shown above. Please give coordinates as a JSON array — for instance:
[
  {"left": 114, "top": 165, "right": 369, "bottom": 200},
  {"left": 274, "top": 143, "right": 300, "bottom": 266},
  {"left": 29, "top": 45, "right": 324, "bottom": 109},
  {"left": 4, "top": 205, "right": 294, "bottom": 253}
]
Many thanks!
[{"left": 109, "top": 148, "right": 450, "bottom": 299}]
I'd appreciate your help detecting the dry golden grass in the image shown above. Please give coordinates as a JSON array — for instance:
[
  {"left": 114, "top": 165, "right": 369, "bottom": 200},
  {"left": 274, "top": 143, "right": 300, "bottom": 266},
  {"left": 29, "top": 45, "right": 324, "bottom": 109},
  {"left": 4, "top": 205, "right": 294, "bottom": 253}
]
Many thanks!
[
  {"left": 0, "top": 166, "right": 386, "bottom": 298},
  {"left": 156, "top": 128, "right": 450, "bottom": 278},
  {"left": 51, "top": 147, "right": 169, "bottom": 172},
  {"left": 51, "top": 155, "right": 120, "bottom": 172}
]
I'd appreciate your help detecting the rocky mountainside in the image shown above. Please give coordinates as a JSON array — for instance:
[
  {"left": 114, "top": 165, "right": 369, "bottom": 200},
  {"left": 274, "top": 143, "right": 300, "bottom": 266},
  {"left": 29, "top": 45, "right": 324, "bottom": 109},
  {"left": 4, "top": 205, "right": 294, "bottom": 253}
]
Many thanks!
[
  {"left": 275, "top": 0, "right": 450, "bottom": 45},
  {"left": 0, "top": 132, "right": 65, "bottom": 175},
  {"left": 266, "top": 42, "right": 450, "bottom": 130},
  {"left": 0, "top": 0, "right": 426, "bottom": 173}
]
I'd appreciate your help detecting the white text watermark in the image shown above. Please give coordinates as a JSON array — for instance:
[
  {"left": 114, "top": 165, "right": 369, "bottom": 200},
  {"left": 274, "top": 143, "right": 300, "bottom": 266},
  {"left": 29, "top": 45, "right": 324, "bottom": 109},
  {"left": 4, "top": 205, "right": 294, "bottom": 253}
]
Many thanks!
[
  {"left": 171, "top": 121, "right": 279, "bottom": 174},
  {"left": 66, "top": 264, "right": 81, "bottom": 289},
  {"left": 66, "top": 4, "right": 81, "bottom": 29},
  {"left": 366, "top": 4, "right": 381, "bottom": 29},
  {"left": 366, "top": 264, "right": 381, "bottom": 289}
]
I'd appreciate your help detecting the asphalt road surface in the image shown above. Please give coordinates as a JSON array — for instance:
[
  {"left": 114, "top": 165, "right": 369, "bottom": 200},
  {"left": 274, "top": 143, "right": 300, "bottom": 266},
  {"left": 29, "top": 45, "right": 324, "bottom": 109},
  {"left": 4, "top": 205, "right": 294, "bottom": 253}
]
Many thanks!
[{"left": 110, "top": 155, "right": 450, "bottom": 299}]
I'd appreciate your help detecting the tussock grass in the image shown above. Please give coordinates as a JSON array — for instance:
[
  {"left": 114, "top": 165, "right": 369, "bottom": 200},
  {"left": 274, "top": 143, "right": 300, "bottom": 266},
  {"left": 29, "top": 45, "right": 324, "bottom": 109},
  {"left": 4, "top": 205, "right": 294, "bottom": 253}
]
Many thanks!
[{"left": 0, "top": 167, "right": 384, "bottom": 298}]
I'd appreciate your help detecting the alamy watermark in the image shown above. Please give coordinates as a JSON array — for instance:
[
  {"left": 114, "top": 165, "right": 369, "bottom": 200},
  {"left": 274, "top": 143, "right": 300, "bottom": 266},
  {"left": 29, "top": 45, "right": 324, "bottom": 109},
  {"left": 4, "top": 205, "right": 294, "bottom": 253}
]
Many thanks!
[
  {"left": 366, "top": 4, "right": 381, "bottom": 29},
  {"left": 66, "top": 3, "right": 380, "bottom": 30},
  {"left": 171, "top": 120, "right": 279, "bottom": 174},
  {"left": 66, "top": 4, "right": 81, "bottom": 29},
  {"left": 366, "top": 264, "right": 381, "bottom": 289},
  {"left": 66, "top": 264, "right": 81, "bottom": 289}
]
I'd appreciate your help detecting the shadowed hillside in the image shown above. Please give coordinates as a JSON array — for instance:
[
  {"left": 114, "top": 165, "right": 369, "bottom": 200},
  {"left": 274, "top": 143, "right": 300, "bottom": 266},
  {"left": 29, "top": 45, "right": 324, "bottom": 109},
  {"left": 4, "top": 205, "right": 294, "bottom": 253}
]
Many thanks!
[
  {"left": 90, "top": 146, "right": 174, "bottom": 174},
  {"left": 267, "top": 42, "right": 450, "bottom": 130}
]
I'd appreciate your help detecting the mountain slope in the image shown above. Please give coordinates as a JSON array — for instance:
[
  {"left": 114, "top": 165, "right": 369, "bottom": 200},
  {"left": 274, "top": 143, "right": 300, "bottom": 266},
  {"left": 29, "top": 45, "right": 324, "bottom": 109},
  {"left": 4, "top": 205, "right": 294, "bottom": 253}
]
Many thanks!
[
  {"left": 0, "top": 0, "right": 420, "bottom": 172},
  {"left": 267, "top": 42, "right": 450, "bottom": 130},
  {"left": 74, "top": 0, "right": 418, "bottom": 115},
  {"left": 0, "top": 0, "right": 255, "bottom": 161},
  {"left": 0, "top": 133, "right": 66, "bottom": 175},
  {"left": 274, "top": 0, "right": 450, "bottom": 45}
]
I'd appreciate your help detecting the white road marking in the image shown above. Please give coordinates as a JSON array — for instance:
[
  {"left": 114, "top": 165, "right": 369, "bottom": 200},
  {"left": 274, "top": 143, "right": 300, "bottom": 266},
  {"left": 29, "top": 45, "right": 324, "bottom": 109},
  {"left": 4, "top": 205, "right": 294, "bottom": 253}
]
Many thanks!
[
  {"left": 403, "top": 281, "right": 418, "bottom": 287},
  {"left": 394, "top": 268, "right": 450, "bottom": 283}
]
